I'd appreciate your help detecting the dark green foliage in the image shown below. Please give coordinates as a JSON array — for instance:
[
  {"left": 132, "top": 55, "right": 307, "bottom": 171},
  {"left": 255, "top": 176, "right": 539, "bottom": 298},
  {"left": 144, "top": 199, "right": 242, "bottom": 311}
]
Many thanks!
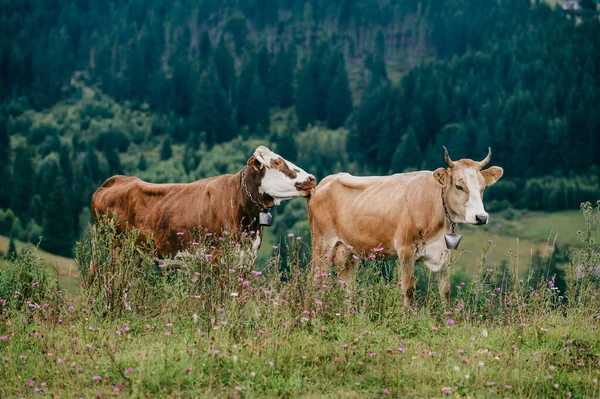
[
  {"left": 11, "top": 146, "right": 36, "bottom": 221},
  {"left": 295, "top": 62, "right": 318, "bottom": 130},
  {"left": 160, "top": 138, "right": 173, "bottom": 161},
  {"left": 326, "top": 61, "right": 353, "bottom": 129},
  {"left": 7, "top": 236, "right": 17, "bottom": 258},
  {"left": 137, "top": 155, "right": 148, "bottom": 171},
  {"left": 40, "top": 176, "right": 73, "bottom": 257},
  {"left": 390, "top": 126, "right": 422, "bottom": 172}
]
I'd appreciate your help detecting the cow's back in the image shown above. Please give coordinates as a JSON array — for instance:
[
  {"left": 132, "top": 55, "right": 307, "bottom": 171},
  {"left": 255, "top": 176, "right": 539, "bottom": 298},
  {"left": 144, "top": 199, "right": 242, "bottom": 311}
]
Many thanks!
[
  {"left": 308, "top": 171, "right": 438, "bottom": 253},
  {"left": 92, "top": 175, "right": 141, "bottom": 224}
]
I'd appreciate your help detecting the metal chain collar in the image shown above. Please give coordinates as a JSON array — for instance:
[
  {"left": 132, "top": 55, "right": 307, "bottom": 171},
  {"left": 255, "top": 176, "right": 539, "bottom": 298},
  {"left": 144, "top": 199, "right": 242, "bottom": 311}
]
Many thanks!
[
  {"left": 441, "top": 187, "right": 457, "bottom": 234},
  {"left": 241, "top": 166, "right": 265, "bottom": 212}
]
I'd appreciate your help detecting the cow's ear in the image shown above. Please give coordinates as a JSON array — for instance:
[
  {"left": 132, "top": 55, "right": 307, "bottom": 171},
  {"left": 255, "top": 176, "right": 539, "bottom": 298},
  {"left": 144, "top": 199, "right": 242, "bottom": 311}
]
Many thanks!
[
  {"left": 433, "top": 168, "right": 448, "bottom": 186},
  {"left": 481, "top": 166, "right": 503, "bottom": 186},
  {"left": 247, "top": 156, "right": 263, "bottom": 171}
]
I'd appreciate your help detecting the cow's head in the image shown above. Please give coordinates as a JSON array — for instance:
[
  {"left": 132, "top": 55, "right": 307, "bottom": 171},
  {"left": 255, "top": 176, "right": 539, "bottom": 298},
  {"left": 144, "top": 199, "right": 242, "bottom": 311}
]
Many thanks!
[
  {"left": 433, "top": 147, "right": 503, "bottom": 225},
  {"left": 247, "top": 146, "right": 316, "bottom": 205}
]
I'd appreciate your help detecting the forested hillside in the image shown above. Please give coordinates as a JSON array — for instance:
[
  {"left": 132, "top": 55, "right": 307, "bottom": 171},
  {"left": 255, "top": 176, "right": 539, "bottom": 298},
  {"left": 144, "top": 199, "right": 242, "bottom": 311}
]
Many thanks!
[{"left": 0, "top": 0, "right": 599, "bottom": 256}]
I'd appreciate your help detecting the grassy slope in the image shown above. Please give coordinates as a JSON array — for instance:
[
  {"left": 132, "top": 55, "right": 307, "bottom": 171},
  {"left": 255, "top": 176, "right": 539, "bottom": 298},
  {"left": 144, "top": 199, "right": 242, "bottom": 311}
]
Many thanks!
[{"left": 0, "top": 236, "right": 80, "bottom": 294}]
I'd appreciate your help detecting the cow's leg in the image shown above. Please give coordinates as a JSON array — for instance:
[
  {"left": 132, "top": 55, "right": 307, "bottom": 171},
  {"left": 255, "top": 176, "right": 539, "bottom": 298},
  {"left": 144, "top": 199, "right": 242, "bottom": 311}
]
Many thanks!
[
  {"left": 398, "top": 249, "right": 416, "bottom": 307},
  {"left": 331, "top": 242, "right": 355, "bottom": 285},
  {"left": 437, "top": 267, "right": 451, "bottom": 305},
  {"left": 310, "top": 235, "right": 336, "bottom": 279}
]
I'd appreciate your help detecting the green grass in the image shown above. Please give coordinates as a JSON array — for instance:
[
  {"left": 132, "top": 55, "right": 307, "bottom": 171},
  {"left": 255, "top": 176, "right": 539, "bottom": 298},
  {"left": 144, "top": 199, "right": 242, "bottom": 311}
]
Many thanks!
[{"left": 0, "top": 236, "right": 80, "bottom": 295}]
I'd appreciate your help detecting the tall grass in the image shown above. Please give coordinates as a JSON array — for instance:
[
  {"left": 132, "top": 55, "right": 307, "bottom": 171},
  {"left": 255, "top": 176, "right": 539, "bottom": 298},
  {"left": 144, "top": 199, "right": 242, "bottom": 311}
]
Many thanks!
[{"left": 0, "top": 204, "right": 599, "bottom": 397}]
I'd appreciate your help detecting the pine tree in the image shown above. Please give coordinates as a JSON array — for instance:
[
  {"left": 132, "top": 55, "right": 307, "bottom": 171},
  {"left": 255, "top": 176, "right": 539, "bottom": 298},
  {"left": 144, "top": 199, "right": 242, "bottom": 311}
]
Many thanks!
[
  {"left": 199, "top": 31, "right": 212, "bottom": 63},
  {"left": 137, "top": 154, "right": 148, "bottom": 171},
  {"left": 390, "top": 126, "right": 422, "bottom": 172},
  {"left": 214, "top": 37, "right": 236, "bottom": 99},
  {"left": 11, "top": 146, "right": 36, "bottom": 221},
  {"left": 295, "top": 62, "right": 317, "bottom": 130},
  {"left": 7, "top": 236, "right": 17, "bottom": 259},
  {"left": 256, "top": 43, "right": 275, "bottom": 105},
  {"left": 160, "top": 138, "right": 173, "bottom": 161},
  {"left": 274, "top": 42, "right": 294, "bottom": 108},
  {"left": 326, "top": 62, "right": 353, "bottom": 129},
  {"left": 40, "top": 176, "right": 73, "bottom": 256}
]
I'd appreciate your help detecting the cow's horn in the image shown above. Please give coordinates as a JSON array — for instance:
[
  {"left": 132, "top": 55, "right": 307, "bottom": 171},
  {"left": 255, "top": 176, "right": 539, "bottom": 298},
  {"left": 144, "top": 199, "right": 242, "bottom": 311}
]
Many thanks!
[
  {"left": 443, "top": 146, "right": 454, "bottom": 168},
  {"left": 479, "top": 147, "right": 492, "bottom": 169}
]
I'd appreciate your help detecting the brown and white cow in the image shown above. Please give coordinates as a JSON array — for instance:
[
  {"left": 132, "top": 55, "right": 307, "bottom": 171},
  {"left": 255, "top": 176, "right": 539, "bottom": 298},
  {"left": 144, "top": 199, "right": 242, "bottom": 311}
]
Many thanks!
[
  {"left": 92, "top": 146, "right": 316, "bottom": 258},
  {"left": 307, "top": 147, "right": 503, "bottom": 306}
]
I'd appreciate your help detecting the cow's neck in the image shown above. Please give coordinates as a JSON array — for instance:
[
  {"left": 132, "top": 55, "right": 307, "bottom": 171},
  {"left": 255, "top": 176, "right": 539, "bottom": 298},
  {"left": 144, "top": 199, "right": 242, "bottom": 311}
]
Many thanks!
[
  {"left": 238, "top": 166, "right": 275, "bottom": 230},
  {"left": 440, "top": 186, "right": 458, "bottom": 234}
]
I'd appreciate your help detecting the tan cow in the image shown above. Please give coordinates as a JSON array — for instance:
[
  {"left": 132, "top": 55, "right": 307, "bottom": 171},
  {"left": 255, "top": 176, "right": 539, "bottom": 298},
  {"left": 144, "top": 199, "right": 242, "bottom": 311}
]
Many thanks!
[
  {"left": 92, "top": 146, "right": 316, "bottom": 258},
  {"left": 307, "top": 147, "right": 503, "bottom": 306}
]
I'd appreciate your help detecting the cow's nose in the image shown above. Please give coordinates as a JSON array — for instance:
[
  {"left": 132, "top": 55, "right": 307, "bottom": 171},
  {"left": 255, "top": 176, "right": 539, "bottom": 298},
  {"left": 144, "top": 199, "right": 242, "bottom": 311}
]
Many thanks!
[
  {"left": 475, "top": 214, "right": 488, "bottom": 225},
  {"left": 307, "top": 175, "right": 316, "bottom": 185}
]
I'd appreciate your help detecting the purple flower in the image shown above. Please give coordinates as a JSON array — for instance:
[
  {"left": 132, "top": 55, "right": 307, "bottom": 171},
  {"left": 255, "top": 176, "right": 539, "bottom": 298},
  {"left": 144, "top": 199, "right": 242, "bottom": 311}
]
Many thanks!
[
  {"left": 27, "top": 379, "right": 34, "bottom": 387},
  {"left": 316, "top": 299, "right": 323, "bottom": 306},
  {"left": 192, "top": 242, "right": 199, "bottom": 246},
  {"left": 32, "top": 281, "right": 39, "bottom": 287},
  {"left": 369, "top": 352, "right": 377, "bottom": 358},
  {"left": 213, "top": 350, "right": 219, "bottom": 355},
  {"left": 447, "top": 319, "right": 455, "bottom": 326},
  {"left": 92, "top": 375, "right": 102, "bottom": 381},
  {"left": 125, "top": 368, "right": 133, "bottom": 374},
  {"left": 1, "top": 336, "right": 7, "bottom": 341},
  {"left": 176, "top": 232, "right": 185, "bottom": 236},
  {"left": 487, "top": 381, "right": 495, "bottom": 386}
]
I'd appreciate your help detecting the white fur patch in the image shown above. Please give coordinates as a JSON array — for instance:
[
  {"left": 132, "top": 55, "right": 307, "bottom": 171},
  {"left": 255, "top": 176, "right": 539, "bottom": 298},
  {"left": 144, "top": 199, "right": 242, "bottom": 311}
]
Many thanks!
[{"left": 463, "top": 169, "right": 487, "bottom": 224}]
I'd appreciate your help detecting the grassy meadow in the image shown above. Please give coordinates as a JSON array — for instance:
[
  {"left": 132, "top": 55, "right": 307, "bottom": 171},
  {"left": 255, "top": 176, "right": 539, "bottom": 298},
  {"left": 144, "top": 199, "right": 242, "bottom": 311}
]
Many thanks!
[{"left": 0, "top": 205, "right": 598, "bottom": 398}]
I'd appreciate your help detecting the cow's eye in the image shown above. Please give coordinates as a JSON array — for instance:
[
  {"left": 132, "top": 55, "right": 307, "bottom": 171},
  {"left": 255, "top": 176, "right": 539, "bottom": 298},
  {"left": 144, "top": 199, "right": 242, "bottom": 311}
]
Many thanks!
[{"left": 456, "top": 185, "right": 464, "bottom": 191}]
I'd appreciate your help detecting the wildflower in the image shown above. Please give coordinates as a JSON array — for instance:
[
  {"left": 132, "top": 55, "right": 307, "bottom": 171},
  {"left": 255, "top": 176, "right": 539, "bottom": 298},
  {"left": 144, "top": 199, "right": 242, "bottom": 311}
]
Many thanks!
[
  {"left": 177, "top": 232, "right": 185, "bottom": 236},
  {"left": 442, "top": 387, "right": 451, "bottom": 395},
  {"left": 125, "top": 368, "right": 133, "bottom": 374},
  {"left": 165, "top": 332, "right": 171, "bottom": 337},
  {"left": 487, "top": 381, "right": 495, "bottom": 386},
  {"left": 541, "top": 328, "right": 548, "bottom": 333},
  {"left": 399, "top": 348, "right": 405, "bottom": 353},
  {"left": 505, "top": 385, "right": 512, "bottom": 389},
  {"left": 296, "top": 236, "right": 302, "bottom": 241},
  {"left": 251, "top": 270, "right": 262, "bottom": 276},
  {"left": 342, "top": 344, "right": 349, "bottom": 349},
  {"left": 333, "top": 357, "right": 340, "bottom": 362},
  {"left": 205, "top": 254, "right": 213, "bottom": 260},
  {"left": 347, "top": 245, "right": 353, "bottom": 250},
  {"left": 316, "top": 299, "right": 323, "bottom": 306},
  {"left": 86, "top": 344, "right": 92, "bottom": 349},
  {"left": 1, "top": 336, "right": 7, "bottom": 341},
  {"left": 566, "top": 339, "right": 573, "bottom": 345},
  {"left": 32, "top": 281, "right": 39, "bottom": 287},
  {"left": 185, "top": 366, "right": 191, "bottom": 373},
  {"left": 231, "top": 292, "right": 238, "bottom": 297},
  {"left": 454, "top": 366, "right": 460, "bottom": 371},
  {"left": 158, "top": 264, "right": 166, "bottom": 269},
  {"left": 461, "top": 356, "right": 467, "bottom": 362},
  {"left": 233, "top": 356, "right": 238, "bottom": 362},
  {"left": 92, "top": 376, "right": 102, "bottom": 381},
  {"left": 482, "top": 329, "right": 488, "bottom": 337},
  {"left": 520, "top": 322, "right": 526, "bottom": 327},
  {"left": 495, "top": 287, "right": 501, "bottom": 293},
  {"left": 486, "top": 268, "right": 493, "bottom": 273},
  {"left": 192, "top": 242, "right": 199, "bottom": 246},
  {"left": 447, "top": 319, "right": 455, "bottom": 326},
  {"left": 234, "top": 386, "right": 243, "bottom": 391},
  {"left": 478, "top": 361, "right": 484, "bottom": 367},
  {"left": 213, "top": 350, "right": 219, "bottom": 355},
  {"left": 548, "top": 375, "right": 553, "bottom": 380},
  {"left": 369, "top": 352, "right": 377, "bottom": 358},
  {"left": 465, "top": 374, "right": 470, "bottom": 380},
  {"left": 218, "top": 308, "right": 225, "bottom": 313},
  {"left": 2, "top": 357, "right": 7, "bottom": 362},
  {"left": 432, "top": 327, "right": 439, "bottom": 331},
  {"left": 20, "top": 355, "right": 26, "bottom": 360},
  {"left": 242, "top": 280, "right": 249, "bottom": 286},
  {"left": 287, "top": 233, "right": 294, "bottom": 237},
  {"left": 27, "top": 380, "right": 34, "bottom": 387},
  {"left": 383, "top": 388, "right": 389, "bottom": 395},
  {"left": 357, "top": 361, "right": 364, "bottom": 366},
  {"left": 373, "top": 247, "right": 384, "bottom": 252},
  {"left": 554, "top": 383, "right": 559, "bottom": 390},
  {"left": 548, "top": 280, "right": 554, "bottom": 287},
  {"left": 352, "top": 255, "right": 359, "bottom": 260}
]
